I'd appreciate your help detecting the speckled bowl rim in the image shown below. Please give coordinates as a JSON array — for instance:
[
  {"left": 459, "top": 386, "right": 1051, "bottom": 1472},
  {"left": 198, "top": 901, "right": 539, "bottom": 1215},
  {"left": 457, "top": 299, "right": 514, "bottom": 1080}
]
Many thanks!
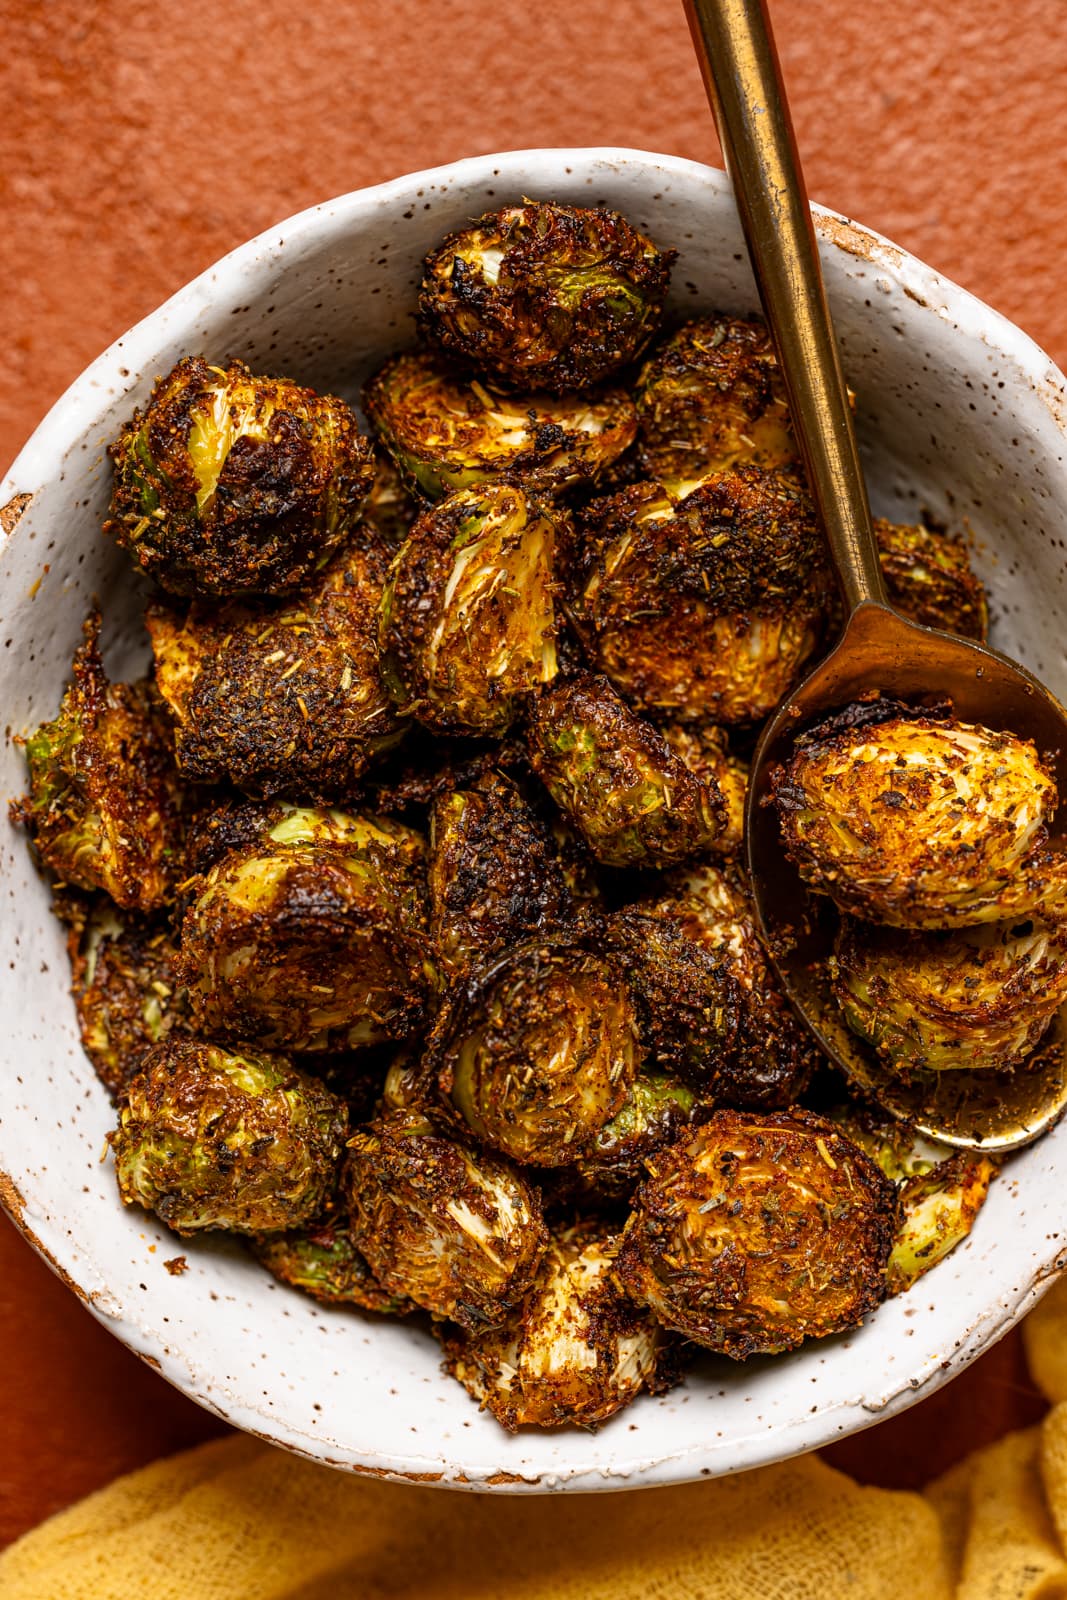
[{"left": 3, "top": 147, "right": 1067, "bottom": 1492}]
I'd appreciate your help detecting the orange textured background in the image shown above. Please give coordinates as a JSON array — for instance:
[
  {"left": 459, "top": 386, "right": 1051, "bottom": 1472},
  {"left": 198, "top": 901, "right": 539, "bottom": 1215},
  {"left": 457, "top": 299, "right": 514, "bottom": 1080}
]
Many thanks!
[{"left": 0, "top": 0, "right": 1063, "bottom": 1549}]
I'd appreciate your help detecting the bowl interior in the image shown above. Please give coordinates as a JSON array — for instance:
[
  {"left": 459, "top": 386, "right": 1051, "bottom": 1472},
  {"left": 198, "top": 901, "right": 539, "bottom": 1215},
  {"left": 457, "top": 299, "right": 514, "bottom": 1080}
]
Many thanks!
[{"left": 2, "top": 149, "right": 1067, "bottom": 1491}]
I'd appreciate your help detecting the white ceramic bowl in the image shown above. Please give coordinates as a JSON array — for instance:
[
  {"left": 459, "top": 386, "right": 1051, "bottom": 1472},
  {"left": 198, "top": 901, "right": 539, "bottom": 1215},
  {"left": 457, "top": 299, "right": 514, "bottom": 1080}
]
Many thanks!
[{"left": 3, "top": 148, "right": 1067, "bottom": 1493}]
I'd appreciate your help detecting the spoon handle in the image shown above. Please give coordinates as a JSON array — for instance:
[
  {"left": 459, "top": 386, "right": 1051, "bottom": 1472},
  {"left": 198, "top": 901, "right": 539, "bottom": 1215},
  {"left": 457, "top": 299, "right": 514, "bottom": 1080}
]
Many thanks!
[{"left": 683, "top": 0, "right": 886, "bottom": 612}]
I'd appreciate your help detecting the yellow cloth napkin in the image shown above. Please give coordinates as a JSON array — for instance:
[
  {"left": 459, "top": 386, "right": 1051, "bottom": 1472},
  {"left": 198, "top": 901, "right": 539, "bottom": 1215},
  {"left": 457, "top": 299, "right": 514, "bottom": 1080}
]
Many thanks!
[{"left": 4, "top": 1279, "right": 1067, "bottom": 1600}]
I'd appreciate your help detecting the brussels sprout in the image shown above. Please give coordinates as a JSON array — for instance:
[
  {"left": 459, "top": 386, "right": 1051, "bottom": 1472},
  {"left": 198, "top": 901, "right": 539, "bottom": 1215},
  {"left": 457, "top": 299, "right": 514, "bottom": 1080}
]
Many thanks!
[
  {"left": 68, "top": 897, "right": 189, "bottom": 1099},
  {"left": 438, "top": 1221, "right": 680, "bottom": 1429},
  {"left": 11, "top": 613, "right": 183, "bottom": 912},
  {"left": 825, "top": 1106, "right": 996, "bottom": 1294},
  {"left": 418, "top": 201, "right": 675, "bottom": 393},
  {"left": 833, "top": 913, "right": 1067, "bottom": 1074},
  {"left": 253, "top": 1212, "right": 412, "bottom": 1313},
  {"left": 146, "top": 536, "right": 405, "bottom": 799},
  {"left": 888, "top": 1152, "right": 996, "bottom": 1295},
  {"left": 434, "top": 936, "right": 642, "bottom": 1167},
  {"left": 570, "top": 468, "right": 826, "bottom": 723},
  {"left": 179, "top": 805, "right": 434, "bottom": 1052},
  {"left": 105, "top": 357, "right": 375, "bottom": 597},
  {"left": 660, "top": 723, "right": 748, "bottom": 850},
  {"left": 635, "top": 315, "right": 796, "bottom": 495},
  {"left": 362, "top": 448, "right": 420, "bottom": 547},
  {"left": 379, "top": 483, "right": 559, "bottom": 736},
  {"left": 606, "top": 907, "right": 743, "bottom": 1088},
  {"left": 112, "top": 1038, "right": 348, "bottom": 1235},
  {"left": 572, "top": 1071, "right": 697, "bottom": 1205},
  {"left": 771, "top": 700, "right": 1058, "bottom": 928},
  {"left": 343, "top": 1109, "right": 547, "bottom": 1328},
  {"left": 823, "top": 1103, "right": 948, "bottom": 1183},
  {"left": 364, "top": 350, "right": 636, "bottom": 501},
  {"left": 652, "top": 863, "right": 820, "bottom": 1106},
  {"left": 874, "top": 519, "right": 988, "bottom": 642},
  {"left": 545, "top": 810, "right": 606, "bottom": 908},
  {"left": 528, "top": 675, "right": 740, "bottom": 868},
  {"left": 382, "top": 1049, "right": 434, "bottom": 1114},
  {"left": 615, "top": 1109, "right": 896, "bottom": 1357},
  {"left": 428, "top": 769, "right": 573, "bottom": 970}
]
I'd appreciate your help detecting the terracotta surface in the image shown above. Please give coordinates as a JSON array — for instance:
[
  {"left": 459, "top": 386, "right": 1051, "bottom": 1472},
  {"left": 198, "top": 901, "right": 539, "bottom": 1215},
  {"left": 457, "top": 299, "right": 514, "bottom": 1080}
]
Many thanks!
[{"left": 1, "top": 0, "right": 1065, "bottom": 1552}]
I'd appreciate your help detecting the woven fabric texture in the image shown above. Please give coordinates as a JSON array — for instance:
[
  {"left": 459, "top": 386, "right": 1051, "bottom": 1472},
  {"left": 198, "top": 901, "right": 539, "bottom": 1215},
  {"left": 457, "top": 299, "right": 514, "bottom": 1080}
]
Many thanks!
[{"left": 2, "top": 1278, "right": 1066, "bottom": 1600}]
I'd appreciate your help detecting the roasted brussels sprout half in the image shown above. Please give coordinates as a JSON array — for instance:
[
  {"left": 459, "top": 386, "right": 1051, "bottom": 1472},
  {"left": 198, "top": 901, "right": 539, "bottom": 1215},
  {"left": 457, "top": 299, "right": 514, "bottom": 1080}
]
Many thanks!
[
  {"left": 439, "top": 1221, "right": 679, "bottom": 1429},
  {"left": 253, "top": 1212, "right": 412, "bottom": 1313},
  {"left": 434, "top": 936, "right": 641, "bottom": 1167},
  {"left": 826, "top": 1107, "right": 996, "bottom": 1295},
  {"left": 364, "top": 350, "right": 636, "bottom": 501},
  {"left": 343, "top": 1109, "right": 547, "bottom": 1328},
  {"left": 606, "top": 907, "right": 742, "bottom": 1089},
  {"left": 652, "top": 863, "right": 820, "bottom": 1106},
  {"left": 635, "top": 314, "right": 796, "bottom": 495},
  {"left": 528, "top": 675, "right": 740, "bottom": 868},
  {"left": 833, "top": 912, "right": 1067, "bottom": 1074},
  {"left": 615, "top": 1109, "right": 896, "bottom": 1357},
  {"left": 112, "top": 1038, "right": 348, "bottom": 1235},
  {"left": 428, "top": 769, "right": 572, "bottom": 971},
  {"left": 105, "top": 357, "right": 375, "bottom": 597},
  {"left": 68, "top": 898, "right": 189, "bottom": 1098},
  {"left": 146, "top": 536, "right": 405, "bottom": 799},
  {"left": 771, "top": 701, "right": 1058, "bottom": 927},
  {"left": 379, "top": 483, "right": 559, "bottom": 736},
  {"left": 660, "top": 723, "right": 748, "bottom": 849},
  {"left": 381, "top": 1048, "right": 434, "bottom": 1114},
  {"left": 179, "top": 805, "right": 433, "bottom": 1051},
  {"left": 572, "top": 1071, "right": 697, "bottom": 1205},
  {"left": 571, "top": 468, "right": 826, "bottom": 723},
  {"left": 419, "top": 201, "right": 675, "bottom": 393},
  {"left": 874, "top": 519, "right": 988, "bottom": 642},
  {"left": 11, "top": 613, "right": 182, "bottom": 912},
  {"left": 888, "top": 1152, "right": 996, "bottom": 1295}
]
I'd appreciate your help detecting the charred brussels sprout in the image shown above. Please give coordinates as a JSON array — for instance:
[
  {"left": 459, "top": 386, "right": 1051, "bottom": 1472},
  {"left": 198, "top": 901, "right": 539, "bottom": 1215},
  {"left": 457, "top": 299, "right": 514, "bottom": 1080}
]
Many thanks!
[
  {"left": 615, "top": 1110, "right": 896, "bottom": 1357},
  {"left": 572, "top": 1072, "right": 697, "bottom": 1205},
  {"left": 833, "top": 913, "right": 1067, "bottom": 1074},
  {"left": 253, "top": 1213, "right": 412, "bottom": 1313},
  {"left": 364, "top": 350, "right": 636, "bottom": 501},
  {"left": 571, "top": 468, "right": 826, "bottom": 723},
  {"left": 652, "top": 863, "right": 819, "bottom": 1106},
  {"left": 428, "top": 769, "right": 572, "bottom": 971},
  {"left": 771, "top": 701, "right": 1058, "bottom": 927},
  {"left": 439, "top": 1221, "right": 679, "bottom": 1429},
  {"left": 888, "top": 1152, "right": 996, "bottom": 1295},
  {"left": 179, "top": 805, "right": 433, "bottom": 1052},
  {"left": 419, "top": 201, "right": 675, "bottom": 393},
  {"left": 343, "top": 1109, "right": 547, "bottom": 1328},
  {"left": 635, "top": 314, "right": 796, "bottom": 495},
  {"left": 68, "top": 898, "right": 189, "bottom": 1099},
  {"left": 106, "top": 357, "right": 375, "bottom": 597},
  {"left": 660, "top": 723, "right": 748, "bottom": 849},
  {"left": 379, "top": 484, "right": 559, "bottom": 736},
  {"left": 606, "top": 907, "right": 742, "bottom": 1090},
  {"left": 874, "top": 520, "right": 988, "bottom": 642},
  {"left": 146, "top": 536, "right": 405, "bottom": 800},
  {"left": 528, "top": 675, "right": 739, "bottom": 868},
  {"left": 11, "top": 614, "right": 182, "bottom": 911},
  {"left": 435, "top": 936, "right": 641, "bottom": 1167},
  {"left": 112, "top": 1039, "right": 347, "bottom": 1235}
]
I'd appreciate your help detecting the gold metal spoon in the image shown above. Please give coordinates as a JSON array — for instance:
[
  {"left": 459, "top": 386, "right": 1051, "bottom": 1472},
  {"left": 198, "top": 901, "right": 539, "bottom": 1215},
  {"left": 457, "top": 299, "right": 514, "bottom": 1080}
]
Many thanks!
[{"left": 683, "top": 0, "right": 1067, "bottom": 1150}]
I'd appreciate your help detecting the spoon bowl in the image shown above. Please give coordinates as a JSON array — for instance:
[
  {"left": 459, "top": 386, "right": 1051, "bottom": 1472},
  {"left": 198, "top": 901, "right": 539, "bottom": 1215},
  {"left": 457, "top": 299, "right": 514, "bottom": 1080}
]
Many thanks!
[
  {"left": 686, "top": 0, "right": 1067, "bottom": 1148},
  {"left": 746, "top": 603, "right": 1067, "bottom": 1150}
]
